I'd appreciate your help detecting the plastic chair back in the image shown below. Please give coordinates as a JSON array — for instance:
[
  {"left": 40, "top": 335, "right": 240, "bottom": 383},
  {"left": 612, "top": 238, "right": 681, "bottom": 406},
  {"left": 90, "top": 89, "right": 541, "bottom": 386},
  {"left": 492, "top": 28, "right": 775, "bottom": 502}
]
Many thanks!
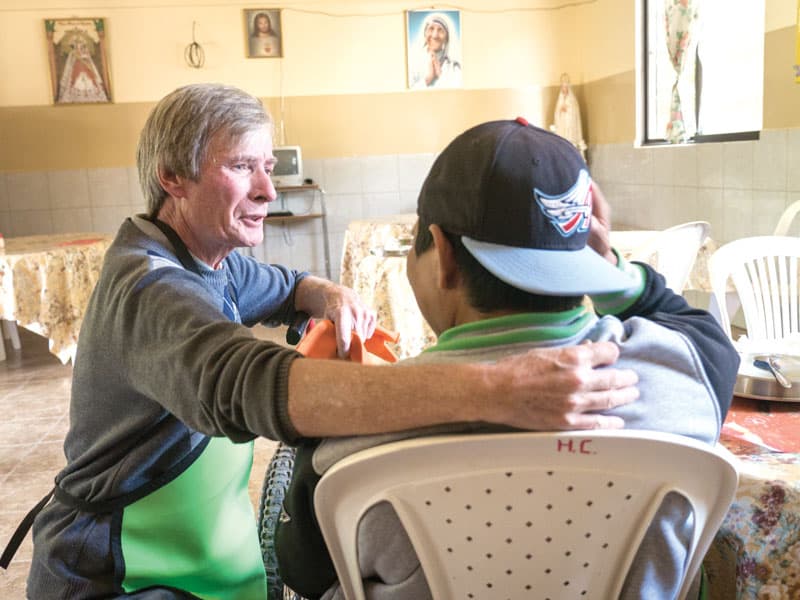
[
  {"left": 628, "top": 221, "right": 710, "bottom": 292},
  {"left": 708, "top": 236, "right": 800, "bottom": 342},
  {"left": 773, "top": 200, "right": 800, "bottom": 236},
  {"left": 314, "top": 430, "right": 738, "bottom": 600}
]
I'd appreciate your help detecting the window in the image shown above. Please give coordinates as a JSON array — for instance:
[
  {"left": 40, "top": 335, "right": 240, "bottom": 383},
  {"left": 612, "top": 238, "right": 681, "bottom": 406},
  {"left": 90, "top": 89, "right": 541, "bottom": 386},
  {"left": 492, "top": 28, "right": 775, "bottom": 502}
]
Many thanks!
[{"left": 641, "top": 0, "right": 764, "bottom": 144}]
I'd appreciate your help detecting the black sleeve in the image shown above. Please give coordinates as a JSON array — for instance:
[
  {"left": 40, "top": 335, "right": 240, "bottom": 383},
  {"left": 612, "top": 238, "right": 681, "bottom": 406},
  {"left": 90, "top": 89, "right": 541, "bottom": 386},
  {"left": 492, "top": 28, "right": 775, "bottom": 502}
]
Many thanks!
[
  {"left": 618, "top": 263, "right": 740, "bottom": 420},
  {"left": 275, "top": 443, "right": 337, "bottom": 599}
]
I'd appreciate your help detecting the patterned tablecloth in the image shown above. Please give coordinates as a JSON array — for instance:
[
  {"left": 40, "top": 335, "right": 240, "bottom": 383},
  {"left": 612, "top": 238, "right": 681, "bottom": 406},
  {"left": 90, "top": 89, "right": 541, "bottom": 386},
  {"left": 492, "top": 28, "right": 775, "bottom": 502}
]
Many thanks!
[
  {"left": 706, "top": 397, "right": 800, "bottom": 600},
  {"left": 340, "top": 215, "right": 434, "bottom": 359},
  {"left": 0, "top": 233, "right": 113, "bottom": 364}
]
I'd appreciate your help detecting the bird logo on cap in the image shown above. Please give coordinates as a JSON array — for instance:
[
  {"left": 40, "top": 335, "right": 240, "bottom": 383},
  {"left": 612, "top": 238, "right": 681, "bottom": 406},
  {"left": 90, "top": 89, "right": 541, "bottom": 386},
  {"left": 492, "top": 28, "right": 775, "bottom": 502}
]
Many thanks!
[{"left": 535, "top": 169, "right": 592, "bottom": 237}]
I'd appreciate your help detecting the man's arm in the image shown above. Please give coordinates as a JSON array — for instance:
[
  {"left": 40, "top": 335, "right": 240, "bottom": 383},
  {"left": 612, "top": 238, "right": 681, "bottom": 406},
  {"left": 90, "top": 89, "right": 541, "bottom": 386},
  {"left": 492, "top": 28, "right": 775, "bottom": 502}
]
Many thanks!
[
  {"left": 614, "top": 266, "right": 739, "bottom": 417},
  {"left": 287, "top": 341, "right": 639, "bottom": 437},
  {"left": 587, "top": 182, "right": 738, "bottom": 415}
]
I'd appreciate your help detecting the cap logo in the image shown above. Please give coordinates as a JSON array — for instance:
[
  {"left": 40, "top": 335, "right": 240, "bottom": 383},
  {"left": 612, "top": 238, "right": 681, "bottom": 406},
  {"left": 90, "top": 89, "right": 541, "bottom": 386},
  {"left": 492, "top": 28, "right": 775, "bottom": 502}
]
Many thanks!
[{"left": 534, "top": 169, "right": 592, "bottom": 237}]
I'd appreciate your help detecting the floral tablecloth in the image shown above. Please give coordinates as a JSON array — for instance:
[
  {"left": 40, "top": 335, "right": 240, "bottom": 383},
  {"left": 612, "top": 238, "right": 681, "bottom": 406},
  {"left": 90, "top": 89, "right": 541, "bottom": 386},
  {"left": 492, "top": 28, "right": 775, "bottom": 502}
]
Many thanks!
[
  {"left": 340, "top": 215, "right": 436, "bottom": 359},
  {"left": 0, "top": 233, "right": 113, "bottom": 364},
  {"left": 339, "top": 214, "right": 417, "bottom": 286},
  {"left": 705, "top": 397, "right": 800, "bottom": 599}
]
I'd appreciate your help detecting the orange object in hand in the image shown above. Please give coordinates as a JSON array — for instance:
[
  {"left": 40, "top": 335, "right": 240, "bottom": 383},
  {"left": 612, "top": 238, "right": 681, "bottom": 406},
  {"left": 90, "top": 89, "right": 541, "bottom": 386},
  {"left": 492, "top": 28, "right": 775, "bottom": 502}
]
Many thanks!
[{"left": 295, "top": 319, "right": 399, "bottom": 364}]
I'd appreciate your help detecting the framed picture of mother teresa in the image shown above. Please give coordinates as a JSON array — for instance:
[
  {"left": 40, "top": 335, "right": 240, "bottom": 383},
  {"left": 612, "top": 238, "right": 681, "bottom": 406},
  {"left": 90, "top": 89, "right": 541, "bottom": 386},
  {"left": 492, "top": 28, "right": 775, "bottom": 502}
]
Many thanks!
[
  {"left": 405, "top": 9, "right": 462, "bottom": 90},
  {"left": 45, "top": 18, "right": 113, "bottom": 105}
]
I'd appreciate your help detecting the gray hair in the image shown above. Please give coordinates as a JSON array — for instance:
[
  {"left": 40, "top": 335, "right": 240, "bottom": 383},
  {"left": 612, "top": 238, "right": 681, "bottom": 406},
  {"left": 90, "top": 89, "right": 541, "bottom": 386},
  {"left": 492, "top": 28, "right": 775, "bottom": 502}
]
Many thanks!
[{"left": 137, "top": 83, "right": 272, "bottom": 216}]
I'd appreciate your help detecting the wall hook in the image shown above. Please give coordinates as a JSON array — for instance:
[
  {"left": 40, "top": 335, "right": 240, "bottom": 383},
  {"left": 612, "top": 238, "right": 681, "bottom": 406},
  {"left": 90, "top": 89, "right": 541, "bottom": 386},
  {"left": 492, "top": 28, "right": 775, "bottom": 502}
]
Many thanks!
[{"left": 184, "top": 21, "right": 205, "bottom": 69}]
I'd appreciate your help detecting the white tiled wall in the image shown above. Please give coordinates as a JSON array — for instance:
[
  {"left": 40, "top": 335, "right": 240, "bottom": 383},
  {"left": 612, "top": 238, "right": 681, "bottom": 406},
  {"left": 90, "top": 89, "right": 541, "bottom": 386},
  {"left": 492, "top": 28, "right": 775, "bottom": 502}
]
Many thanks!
[
  {"left": 590, "top": 128, "right": 800, "bottom": 243},
  {"left": 589, "top": 127, "right": 800, "bottom": 309},
  {"left": 0, "top": 153, "right": 436, "bottom": 282},
  {"left": 0, "top": 166, "right": 146, "bottom": 239},
  {"left": 7, "top": 128, "right": 796, "bottom": 285}
]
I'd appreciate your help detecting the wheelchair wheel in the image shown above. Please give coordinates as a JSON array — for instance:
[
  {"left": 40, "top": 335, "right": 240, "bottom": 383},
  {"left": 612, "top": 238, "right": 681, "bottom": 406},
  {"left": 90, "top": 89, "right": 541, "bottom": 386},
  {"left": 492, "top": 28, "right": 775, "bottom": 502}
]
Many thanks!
[{"left": 257, "top": 443, "right": 297, "bottom": 600}]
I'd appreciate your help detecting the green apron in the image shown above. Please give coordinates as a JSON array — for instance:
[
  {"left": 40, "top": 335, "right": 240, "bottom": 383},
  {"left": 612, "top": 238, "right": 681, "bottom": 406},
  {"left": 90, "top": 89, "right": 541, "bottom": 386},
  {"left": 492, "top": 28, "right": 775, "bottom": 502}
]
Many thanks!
[{"left": 120, "top": 436, "right": 268, "bottom": 599}]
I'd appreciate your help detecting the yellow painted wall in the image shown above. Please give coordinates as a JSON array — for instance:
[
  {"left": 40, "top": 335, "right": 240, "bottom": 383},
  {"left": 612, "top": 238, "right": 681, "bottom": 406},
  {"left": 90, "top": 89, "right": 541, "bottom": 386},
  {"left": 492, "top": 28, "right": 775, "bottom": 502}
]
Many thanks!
[
  {"left": 0, "top": 0, "right": 583, "bottom": 106},
  {"left": 0, "top": 87, "right": 552, "bottom": 170},
  {"left": 1, "top": 0, "right": 798, "bottom": 171}
]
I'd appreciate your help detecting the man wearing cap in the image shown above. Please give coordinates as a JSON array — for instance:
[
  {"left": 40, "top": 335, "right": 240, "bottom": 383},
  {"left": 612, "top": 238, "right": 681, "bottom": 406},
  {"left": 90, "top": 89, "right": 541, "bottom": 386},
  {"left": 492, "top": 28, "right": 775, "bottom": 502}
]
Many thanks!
[{"left": 275, "top": 119, "right": 739, "bottom": 599}]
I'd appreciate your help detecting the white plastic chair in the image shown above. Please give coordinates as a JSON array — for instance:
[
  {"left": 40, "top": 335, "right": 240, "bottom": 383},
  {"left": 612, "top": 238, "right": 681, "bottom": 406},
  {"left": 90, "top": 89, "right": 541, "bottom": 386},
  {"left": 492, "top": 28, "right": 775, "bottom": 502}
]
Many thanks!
[
  {"left": 314, "top": 430, "right": 738, "bottom": 600},
  {"left": 708, "top": 236, "right": 800, "bottom": 343},
  {"left": 773, "top": 200, "right": 800, "bottom": 236},
  {"left": 627, "top": 221, "right": 710, "bottom": 293}
]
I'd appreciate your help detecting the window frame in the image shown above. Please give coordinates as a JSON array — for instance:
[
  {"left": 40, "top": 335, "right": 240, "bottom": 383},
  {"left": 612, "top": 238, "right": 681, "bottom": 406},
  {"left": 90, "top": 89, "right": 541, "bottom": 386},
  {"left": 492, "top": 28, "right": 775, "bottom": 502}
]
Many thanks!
[{"left": 639, "top": 0, "right": 761, "bottom": 147}]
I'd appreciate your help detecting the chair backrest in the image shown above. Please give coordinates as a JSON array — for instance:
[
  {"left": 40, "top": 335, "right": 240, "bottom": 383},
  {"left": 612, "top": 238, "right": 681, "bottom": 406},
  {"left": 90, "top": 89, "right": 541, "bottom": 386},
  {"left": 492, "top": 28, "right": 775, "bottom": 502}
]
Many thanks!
[
  {"left": 628, "top": 221, "right": 710, "bottom": 293},
  {"left": 708, "top": 235, "right": 800, "bottom": 342},
  {"left": 773, "top": 200, "right": 800, "bottom": 236},
  {"left": 315, "top": 430, "right": 738, "bottom": 600}
]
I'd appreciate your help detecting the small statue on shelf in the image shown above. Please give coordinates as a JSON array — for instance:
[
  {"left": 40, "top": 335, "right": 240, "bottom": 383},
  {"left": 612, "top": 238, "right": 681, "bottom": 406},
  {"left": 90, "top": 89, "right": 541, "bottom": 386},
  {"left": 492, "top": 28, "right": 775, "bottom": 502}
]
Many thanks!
[{"left": 550, "top": 73, "right": 588, "bottom": 161}]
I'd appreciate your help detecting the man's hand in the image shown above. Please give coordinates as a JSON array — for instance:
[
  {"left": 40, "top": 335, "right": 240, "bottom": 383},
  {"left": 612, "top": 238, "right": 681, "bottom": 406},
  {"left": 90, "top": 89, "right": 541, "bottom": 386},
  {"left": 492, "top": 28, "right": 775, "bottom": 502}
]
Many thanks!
[
  {"left": 295, "top": 276, "right": 377, "bottom": 357},
  {"left": 587, "top": 182, "right": 617, "bottom": 265},
  {"left": 484, "top": 341, "right": 639, "bottom": 430}
]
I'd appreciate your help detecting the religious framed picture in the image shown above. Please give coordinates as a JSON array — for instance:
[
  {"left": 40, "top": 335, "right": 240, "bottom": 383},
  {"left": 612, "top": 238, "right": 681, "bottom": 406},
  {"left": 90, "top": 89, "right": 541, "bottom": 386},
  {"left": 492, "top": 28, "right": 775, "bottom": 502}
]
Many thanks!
[
  {"left": 244, "top": 8, "right": 283, "bottom": 58},
  {"left": 45, "top": 18, "right": 113, "bottom": 105},
  {"left": 405, "top": 9, "right": 462, "bottom": 90}
]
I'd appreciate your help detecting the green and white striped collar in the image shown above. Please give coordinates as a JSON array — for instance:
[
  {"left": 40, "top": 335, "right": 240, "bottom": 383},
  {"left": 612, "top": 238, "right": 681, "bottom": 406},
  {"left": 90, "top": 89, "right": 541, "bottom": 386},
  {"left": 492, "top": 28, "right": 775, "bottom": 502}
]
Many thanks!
[{"left": 428, "top": 306, "right": 597, "bottom": 353}]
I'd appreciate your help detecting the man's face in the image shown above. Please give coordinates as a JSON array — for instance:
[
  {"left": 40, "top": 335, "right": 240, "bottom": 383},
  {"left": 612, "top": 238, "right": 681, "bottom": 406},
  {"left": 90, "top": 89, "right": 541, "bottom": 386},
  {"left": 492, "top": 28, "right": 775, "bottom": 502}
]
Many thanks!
[
  {"left": 256, "top": 15, "right": 271, "bottom": 34},
  {"left": 424, "top": 22, "right": 447, "bottom": 53},
  {"left": 178, "top": 126, "right": 277, "bottom": 266}
]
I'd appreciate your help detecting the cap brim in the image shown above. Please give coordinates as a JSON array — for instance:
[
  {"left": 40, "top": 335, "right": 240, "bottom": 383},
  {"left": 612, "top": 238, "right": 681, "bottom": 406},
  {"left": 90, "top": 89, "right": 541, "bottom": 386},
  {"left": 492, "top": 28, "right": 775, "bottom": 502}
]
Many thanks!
[{"left": 463, "top": 237, "right": 639, "bottom": 296}]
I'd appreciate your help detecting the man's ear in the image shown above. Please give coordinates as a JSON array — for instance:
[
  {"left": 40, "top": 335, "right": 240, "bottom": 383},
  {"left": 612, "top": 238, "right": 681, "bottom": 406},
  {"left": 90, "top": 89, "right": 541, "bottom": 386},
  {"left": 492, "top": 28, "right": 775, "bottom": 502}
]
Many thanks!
[
  {"left": 429, "top": 224, "right": 460, "bottom": 289},
  {"left": 156, "top": 166, "right": 187, "bottom": 200}
]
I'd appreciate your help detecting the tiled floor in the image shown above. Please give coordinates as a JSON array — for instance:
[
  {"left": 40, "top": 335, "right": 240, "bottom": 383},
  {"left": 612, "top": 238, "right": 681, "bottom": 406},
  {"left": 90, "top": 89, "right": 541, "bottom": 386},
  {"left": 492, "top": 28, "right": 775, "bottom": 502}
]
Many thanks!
[{"left": 0, "top": 327, "right": 283, "bottom": 598}]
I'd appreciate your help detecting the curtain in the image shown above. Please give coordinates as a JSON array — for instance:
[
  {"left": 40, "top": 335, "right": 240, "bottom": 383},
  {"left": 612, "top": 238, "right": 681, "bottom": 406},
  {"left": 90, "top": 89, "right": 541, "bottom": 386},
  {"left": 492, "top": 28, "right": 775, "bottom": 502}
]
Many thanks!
[{"left": 664, "top": 0, "right": 700, "bottom": 143}]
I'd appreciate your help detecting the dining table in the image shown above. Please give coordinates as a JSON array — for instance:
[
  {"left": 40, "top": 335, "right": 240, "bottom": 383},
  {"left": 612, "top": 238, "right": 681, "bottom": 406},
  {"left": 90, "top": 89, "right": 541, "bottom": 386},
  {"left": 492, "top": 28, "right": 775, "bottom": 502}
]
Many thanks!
[
  {"left": 706, "top": 396, "right": 800, "bottom": 599},
  {"left": 0, "top": 232, "right": 113, "bottom": 364},
  {"left": 339, "top": 214, "right": 433, "bottom": 359}
]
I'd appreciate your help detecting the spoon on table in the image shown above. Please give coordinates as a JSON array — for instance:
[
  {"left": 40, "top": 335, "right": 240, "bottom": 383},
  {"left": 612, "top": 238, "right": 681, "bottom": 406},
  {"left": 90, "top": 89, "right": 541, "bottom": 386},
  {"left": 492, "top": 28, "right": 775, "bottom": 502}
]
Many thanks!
[{"left": 753, "top": 355, "right": 792, "bottom": 389}]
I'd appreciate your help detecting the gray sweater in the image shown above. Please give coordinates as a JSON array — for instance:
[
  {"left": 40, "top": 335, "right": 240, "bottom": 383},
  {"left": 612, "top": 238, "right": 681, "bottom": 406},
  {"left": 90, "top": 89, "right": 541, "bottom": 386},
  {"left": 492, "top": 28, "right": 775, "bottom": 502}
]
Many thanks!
[
  {"left": 276, "top": 264, "right": 738, "bottom": 600},
  {"left": 27, "top": 216, "right": 307, "bottom": 598}
]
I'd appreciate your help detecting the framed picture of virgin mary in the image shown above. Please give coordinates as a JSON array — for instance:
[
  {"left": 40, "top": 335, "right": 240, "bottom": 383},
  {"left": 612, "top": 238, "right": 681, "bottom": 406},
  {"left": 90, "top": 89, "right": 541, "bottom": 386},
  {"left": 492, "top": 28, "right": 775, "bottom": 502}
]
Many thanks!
[{"left": 45, "top": 18, "right": 113, "bottom": 105}]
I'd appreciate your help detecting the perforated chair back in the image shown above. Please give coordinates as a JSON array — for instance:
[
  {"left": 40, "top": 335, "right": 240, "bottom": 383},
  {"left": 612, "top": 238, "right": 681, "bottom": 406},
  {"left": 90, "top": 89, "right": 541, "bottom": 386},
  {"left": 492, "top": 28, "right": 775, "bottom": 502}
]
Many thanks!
[
  {"left": 628, "top": 221, "right": 710, "bottom": 293},
  {"left": 773, "top": 200, "right": 800, "bottom": 236},
  {"left": 708, "top": 235, "right": 800, "bottom": 342},
  {"left": 314, "top": 430, "right": 738, "bottom": 600}
]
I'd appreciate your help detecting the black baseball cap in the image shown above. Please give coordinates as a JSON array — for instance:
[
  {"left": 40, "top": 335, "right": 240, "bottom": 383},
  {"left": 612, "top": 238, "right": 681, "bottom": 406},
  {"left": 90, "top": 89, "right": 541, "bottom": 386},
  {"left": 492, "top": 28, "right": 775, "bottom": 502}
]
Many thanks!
[{"left": 417, "top": 117, "right": 637, "bottom": 296}]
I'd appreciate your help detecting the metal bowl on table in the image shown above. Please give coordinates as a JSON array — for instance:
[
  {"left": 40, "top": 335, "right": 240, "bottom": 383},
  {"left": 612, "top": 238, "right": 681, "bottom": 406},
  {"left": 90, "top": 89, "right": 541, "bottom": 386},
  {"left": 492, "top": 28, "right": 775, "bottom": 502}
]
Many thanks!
[{"left": 735, "top": 353, "right": 800, "bottom": 402}]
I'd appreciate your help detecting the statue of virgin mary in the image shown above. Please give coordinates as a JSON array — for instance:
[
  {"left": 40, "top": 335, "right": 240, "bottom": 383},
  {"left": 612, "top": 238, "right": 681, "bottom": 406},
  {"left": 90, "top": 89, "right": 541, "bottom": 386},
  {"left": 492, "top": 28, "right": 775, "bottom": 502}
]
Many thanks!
[{"left": 551, "top": 73, "right": 587, "bottom": 161}]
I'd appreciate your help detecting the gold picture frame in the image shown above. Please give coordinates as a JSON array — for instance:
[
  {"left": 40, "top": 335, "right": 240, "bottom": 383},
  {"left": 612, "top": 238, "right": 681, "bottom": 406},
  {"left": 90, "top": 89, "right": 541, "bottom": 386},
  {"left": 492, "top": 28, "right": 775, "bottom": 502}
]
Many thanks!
[
  {"left": 45, "top": 18, "right": 112, "bottom": 105},
  {"left": 244, "top": 9, "right": 283, "bottom": 58}
]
